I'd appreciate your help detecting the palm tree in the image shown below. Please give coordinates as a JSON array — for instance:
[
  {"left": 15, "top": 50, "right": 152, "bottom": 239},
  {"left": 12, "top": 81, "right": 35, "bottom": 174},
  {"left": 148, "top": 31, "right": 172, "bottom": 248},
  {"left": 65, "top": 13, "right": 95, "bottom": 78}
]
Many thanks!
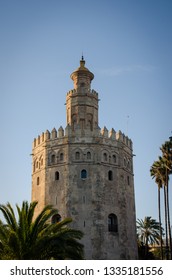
[
  {"left": 160, "top": 139, "right": 172, "bottom": 259},
  {"left": 150, "top": 160, "right": 164, "bottom": 259},
  {"left": 151, "top": 157, "right": 169, "bottom": 259},
  {"left": 150, "top": 137, "right": 172, "bottom": 259},
  {"left": 137, "top": 216, "right": 163, "bottom": 259},
  {"left": 0, "top": 201, "right": 84, "bottom": 260}
]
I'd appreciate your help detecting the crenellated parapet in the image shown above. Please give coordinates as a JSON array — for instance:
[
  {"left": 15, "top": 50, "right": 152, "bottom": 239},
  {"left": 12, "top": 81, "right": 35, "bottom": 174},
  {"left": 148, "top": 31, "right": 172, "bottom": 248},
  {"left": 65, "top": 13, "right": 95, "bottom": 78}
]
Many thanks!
[
  {"left": 33, "top": 125, "right": 132, "bottom": 150},
  {"left": 66, "top": 88, "right": 98, "bottom": 97},
  {"left": 115, "top": 130, "right": 133, "bottom": 149},
  {"left": 33, "top": 126, "right": 65, "bottom": 148},
  {"left": 99, "top": 126, "right": 132, "bottom": 148}
]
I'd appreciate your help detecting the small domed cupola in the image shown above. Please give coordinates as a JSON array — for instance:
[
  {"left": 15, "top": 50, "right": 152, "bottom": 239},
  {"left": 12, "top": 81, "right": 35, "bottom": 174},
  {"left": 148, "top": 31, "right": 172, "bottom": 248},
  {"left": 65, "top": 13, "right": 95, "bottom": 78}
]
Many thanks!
[{"left": 70, "top": 56, "right": 94, "bottom": 91}]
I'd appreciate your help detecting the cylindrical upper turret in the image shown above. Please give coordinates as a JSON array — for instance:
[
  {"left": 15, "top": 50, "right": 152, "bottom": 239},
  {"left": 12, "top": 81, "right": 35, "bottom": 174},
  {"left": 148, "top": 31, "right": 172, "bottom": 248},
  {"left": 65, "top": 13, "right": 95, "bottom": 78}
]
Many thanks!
[
  {"left": 70, "top": 56, "right": 94, "bottom": 91},
  {"left": 66, "top": 58, "right": 98, "bottom": 132}
]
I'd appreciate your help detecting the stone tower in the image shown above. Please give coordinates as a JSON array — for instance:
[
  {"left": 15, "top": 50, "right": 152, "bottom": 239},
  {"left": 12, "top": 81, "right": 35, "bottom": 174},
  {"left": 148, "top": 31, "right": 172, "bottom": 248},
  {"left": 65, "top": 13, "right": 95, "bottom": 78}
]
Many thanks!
[{"left": 31, "top": 57, "right": 138, "bottom": 259}]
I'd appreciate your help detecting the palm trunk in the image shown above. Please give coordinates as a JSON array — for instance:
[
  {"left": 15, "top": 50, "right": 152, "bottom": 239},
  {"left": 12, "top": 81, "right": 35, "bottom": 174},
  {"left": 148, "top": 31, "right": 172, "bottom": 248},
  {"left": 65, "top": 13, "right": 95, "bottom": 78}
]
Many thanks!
[
  {"left": 158, "top": 187, "right": 163, "bottom": 259},
  {"left": 166, "top": 180, "right": 172, "bottom": 259},
  {"left": 164, "top": 186, "right": 169, "bottom": 259},
  {"left": 145, "top": 234, "right": 149, "bottom": 259}
]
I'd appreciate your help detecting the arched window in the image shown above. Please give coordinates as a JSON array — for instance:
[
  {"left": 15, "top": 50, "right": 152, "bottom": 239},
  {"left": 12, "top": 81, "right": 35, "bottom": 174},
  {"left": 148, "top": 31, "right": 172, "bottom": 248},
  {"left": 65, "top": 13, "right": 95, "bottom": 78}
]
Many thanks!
[
  {"left": 33, "top": 162, "right": 36, "bottom": 172},
  {"left": 75, "top": 151, "right": 80, "bottom": 160},
  {"left": 55, "top": 171, "right": 59, "bottom": 180},
  {"left": 103, "top": 153, "right": 107, "bottom": 161},
  {"left": 81, "top": 169, "right": 87, "bottom": 179},
  {"left": 87, "top": 114, "right": 93, "bottom": 131},
  {"left": 108, "top": 214, "right": 118, "bottom": 232},
  {"left": 112, "top": 155, "right": 116, "bottom": 164},
  {"left": 51, "top": 214, "right": 61, "bottom": 224},
  {"left": 87, "top": 151, "right": 91, "bottom": 160},
  {"left": 37, "top": 177, "right": 40, "bottom": 185},
  {"left": 51, "top": 154, "right": 55, "bottom": 164},
  {"left": 80, "top": 82, "right": 85, "bottom": 87},
  {"left": 80, "top": 118, "right": 85, "bottom": 130},
  {"left": 60, "top": 153, "right": 64, "bottom": 161},
  {"left": 83, "top": 196, "right": 86, "bottom": 203},
  {"left": 72, "top": 114, "right": 77, "bottom": 130},
  {"left": 127, "top": 175, "right": 130, "bottom": 186},
  {"left": 108, "top": 170, "right": 113, "bottom": 181}
]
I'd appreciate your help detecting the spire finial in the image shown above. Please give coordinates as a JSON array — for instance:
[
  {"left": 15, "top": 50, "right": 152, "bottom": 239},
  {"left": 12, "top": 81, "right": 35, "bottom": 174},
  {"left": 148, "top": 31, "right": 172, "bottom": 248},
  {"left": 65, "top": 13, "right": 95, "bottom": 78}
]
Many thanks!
[{"left": 80, "top": 53, "right": 85, "bottom": 67}]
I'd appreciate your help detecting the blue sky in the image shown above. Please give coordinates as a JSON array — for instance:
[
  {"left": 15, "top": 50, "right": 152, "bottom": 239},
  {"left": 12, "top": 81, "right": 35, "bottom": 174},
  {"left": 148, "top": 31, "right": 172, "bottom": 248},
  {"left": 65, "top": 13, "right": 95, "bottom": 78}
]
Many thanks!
[{"left": 0, "top": 0, "right": 172, "bottom": 226}]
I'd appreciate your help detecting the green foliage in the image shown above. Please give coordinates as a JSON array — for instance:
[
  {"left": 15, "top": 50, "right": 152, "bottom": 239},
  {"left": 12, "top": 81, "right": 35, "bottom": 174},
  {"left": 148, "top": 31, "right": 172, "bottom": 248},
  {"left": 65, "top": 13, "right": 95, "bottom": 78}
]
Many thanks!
[
  {"left": 137, "top": 216, "right": 163, "bottom": 245},
  {"left": 137, "top": 216, "right": 164, "bottom": 259},
  {"left": 150, "top": 137, "right": 172, "bottom": 259},
  {"left": 0, "top": 201, "right": 84, "bottom": 260}
]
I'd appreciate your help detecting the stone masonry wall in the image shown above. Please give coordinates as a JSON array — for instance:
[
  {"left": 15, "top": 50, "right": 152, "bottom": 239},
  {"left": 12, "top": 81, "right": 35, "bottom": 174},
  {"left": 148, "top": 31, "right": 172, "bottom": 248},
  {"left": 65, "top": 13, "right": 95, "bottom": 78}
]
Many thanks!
[{"left": 32, "top": 125, "right": 137, "bottom": 259}]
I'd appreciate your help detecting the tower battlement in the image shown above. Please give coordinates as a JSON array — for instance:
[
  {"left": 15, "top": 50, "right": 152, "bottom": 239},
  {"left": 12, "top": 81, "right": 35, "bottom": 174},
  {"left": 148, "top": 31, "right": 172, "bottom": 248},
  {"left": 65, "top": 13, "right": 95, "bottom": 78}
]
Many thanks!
[
  {"left": 32, "top": 125, "right": 132, "bottom": 149},
  {"left": 67, "top": 88, "right": 98, "bottom": 96}
]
